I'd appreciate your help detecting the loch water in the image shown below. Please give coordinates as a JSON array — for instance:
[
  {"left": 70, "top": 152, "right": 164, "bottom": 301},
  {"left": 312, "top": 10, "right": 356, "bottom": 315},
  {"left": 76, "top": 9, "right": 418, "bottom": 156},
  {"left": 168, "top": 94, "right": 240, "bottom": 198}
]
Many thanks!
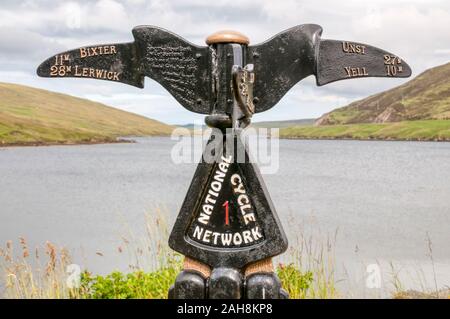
[{"left": 1, "top": 137, "right": 449, "bottom": 297}]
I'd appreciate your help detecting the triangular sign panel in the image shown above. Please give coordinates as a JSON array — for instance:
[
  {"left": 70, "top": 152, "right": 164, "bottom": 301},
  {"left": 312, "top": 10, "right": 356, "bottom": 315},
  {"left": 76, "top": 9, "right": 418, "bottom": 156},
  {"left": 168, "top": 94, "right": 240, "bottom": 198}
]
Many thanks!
[
  {"left": 187, "top": 154, "right": 266, "bottom": 248},
  {"left": 169, "top": 133, "right": 288, "bottom": 269}
]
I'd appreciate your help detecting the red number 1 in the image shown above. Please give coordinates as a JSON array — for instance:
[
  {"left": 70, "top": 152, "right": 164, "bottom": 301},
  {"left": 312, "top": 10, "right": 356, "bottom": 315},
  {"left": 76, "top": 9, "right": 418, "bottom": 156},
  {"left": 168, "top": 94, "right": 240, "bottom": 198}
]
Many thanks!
[{"left": 223, "top": 200, "right": 229, "bottom": 226}]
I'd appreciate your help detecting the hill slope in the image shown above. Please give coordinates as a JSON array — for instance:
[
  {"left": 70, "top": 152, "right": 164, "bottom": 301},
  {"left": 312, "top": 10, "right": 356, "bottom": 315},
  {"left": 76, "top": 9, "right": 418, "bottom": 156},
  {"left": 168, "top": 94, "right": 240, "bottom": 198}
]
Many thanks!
[
  {"left": 0, "top": 82, "right": 173, "bottom": 146},
  {"left": 251, "top": 119, "right": 315, "bottom": 128},
  {"left": 280, "top": 120, "right": 450, "bottom": 141},
  {"left": 316, "top": 62, "right": 450, "bottom": 125}
]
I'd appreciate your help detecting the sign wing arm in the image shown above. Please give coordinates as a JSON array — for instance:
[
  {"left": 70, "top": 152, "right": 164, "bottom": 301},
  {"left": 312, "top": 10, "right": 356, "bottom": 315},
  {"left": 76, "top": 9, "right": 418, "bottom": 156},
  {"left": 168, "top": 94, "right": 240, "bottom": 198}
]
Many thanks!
[
  {"left": 37, "top": 42, "right": 144, "bottom": 88},
  {"left": 248, "top": 24, "right": 323, "bottom": 113},
  {"left": 37, "top": 26, "right": 211, "bottom": 114},
  {"left": 131, "top": 26, "right": 211, "bottom": 114},
  {"left": 315, "top": 39, "right": 412, "bottom": 86}
]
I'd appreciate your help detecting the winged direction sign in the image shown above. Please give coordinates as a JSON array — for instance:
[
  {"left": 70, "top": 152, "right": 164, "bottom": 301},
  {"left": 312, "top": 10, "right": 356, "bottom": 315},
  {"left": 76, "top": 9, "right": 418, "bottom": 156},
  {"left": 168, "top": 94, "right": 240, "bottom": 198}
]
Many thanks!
[{"left": 38, "top": 24, "right": 411, "bottom": 299}]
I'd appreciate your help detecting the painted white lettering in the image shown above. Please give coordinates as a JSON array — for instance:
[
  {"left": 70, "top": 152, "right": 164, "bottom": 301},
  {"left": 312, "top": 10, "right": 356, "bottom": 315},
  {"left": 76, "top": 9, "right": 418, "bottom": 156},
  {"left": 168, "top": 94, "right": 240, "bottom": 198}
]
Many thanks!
[
  {"left": 242, "top": 230, "right": 253, "bottom": 244},
  {"left": 230, "top": 173, "right": 241, "bottom": 186},
  {"left": 237, "top": 194, "right": 250, "bottom": 206},
  {"left": 202, "top": 204, "right": 213, "bottom": 215},
  {"left": 203, "top": 230, "right": 212, "bottom": 243},
  {"left": 221, "top": 233, "right": 232, "bottom": 246},
  {"left": 210, "top": 181, "right": 222, "bottom": 192},
  {"left": 251, "top": 227, "right": 263, "bottom": 240},
  {"left": 198, "top": 213, "right": 210, "bottom": 225},
  {"left": 212, "top": 232, "right": 220, "bottom": 245},
  {"left": 193, "top": 225, "right": 203, "bottom": 240},
  {"left": 233, "top": 233, "right": 243, "bottom": 245},
  {"left": 243, "top": 213, "right": 256, "bottom": 224}
]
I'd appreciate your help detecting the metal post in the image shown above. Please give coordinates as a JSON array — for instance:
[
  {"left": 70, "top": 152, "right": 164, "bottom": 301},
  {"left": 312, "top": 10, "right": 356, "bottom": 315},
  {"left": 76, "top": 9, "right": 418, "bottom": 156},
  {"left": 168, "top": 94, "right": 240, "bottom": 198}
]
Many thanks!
[{"left": 169, "top": 31, "right": 288, "bottom": 299}]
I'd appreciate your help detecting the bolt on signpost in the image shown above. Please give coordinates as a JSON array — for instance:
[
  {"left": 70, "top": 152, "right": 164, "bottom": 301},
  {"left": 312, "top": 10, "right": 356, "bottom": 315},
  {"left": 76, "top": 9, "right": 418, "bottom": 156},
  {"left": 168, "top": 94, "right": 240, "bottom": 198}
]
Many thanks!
[{"left": 37, "top": 24, "right": 411, "bottom": 299}]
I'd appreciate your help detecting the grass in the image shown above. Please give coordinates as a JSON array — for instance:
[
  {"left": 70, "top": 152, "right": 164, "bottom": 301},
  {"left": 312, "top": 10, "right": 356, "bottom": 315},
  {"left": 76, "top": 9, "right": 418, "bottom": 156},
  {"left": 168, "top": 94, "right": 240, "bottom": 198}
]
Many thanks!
[
  {"left": 251, "top": 119, "right": 315, "bottom": 129},
  {"left": 0, "top": 82, "right": 174, "bottom": 146},
  {"left": 0, "top": 211, "right": 337, "bottom": 299},
  {"left": 280, "top": 120, "right": 450, "bottom": 141},
  {"left": 0, "top": 240, "right": 79, "bottom": 299},
  {"left": 2, "top": 210, "right": 447, "bottom": 299}
]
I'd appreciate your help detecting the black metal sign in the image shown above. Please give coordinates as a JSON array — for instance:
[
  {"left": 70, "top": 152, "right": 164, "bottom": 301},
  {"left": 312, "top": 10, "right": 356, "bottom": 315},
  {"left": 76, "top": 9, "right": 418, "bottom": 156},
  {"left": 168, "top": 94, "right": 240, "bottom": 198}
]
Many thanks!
[
  {"left": 37, "top": 24, "right": 411, "bottom": 299},
  {"left": 37, "top": 26, "right": 211, "bottom": 114},
  {"left": 37, "top": 24, "right": 410, "bottom": 115},
  {"left": 169, "top": 134, "right": 287, "bottom": 269}
]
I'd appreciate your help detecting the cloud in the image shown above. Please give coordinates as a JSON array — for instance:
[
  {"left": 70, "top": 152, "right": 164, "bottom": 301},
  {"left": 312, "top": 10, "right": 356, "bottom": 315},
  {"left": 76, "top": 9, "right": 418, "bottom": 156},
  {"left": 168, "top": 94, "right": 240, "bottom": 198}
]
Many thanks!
[
  {"left": 0, "top": 28, "right": 64, "bottom": 61},
  {"left": 434, "top": 49, "right": 450, "bottom": 55},
  {"left": 0, "top": 0, "right": 449, "bottom": 123},
  {"left": 0, "top": 1, "right": 130, "bottom": 35}
]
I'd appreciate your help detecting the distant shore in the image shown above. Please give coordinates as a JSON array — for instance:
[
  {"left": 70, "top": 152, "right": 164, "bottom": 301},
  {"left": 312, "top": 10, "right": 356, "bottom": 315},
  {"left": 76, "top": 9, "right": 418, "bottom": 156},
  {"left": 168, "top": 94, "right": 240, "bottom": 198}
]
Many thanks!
[
  {"left": 280, "top": 135, "right": 450, "bottom": 142},
  {"left": 0, "top": 138, "right": 135, "bottom": 148},
  {"left": 279, "top": 120, "right": 450, "bottom": 142},
  {"left": 3, "top": 119, "right": 450, "bottom": 146},
  {"left": 0, "top": 82, "right": 174, "bottom": 149}
]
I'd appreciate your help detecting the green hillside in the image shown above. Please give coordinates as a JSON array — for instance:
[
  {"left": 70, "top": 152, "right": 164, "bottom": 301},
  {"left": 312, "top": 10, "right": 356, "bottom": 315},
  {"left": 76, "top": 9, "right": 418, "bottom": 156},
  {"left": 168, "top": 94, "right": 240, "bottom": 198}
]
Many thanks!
[
  {"left": 316, "top": 62, "right": 450, "bottom": 125},
  {"left": 0, "top": 82, "right": 174, "bottom": 146},
  {"left": 280, "top": 120, "right": 450, "bottom": 141},
  {"left": 251, "top": 118, "right": 315, "bottom": 128}
]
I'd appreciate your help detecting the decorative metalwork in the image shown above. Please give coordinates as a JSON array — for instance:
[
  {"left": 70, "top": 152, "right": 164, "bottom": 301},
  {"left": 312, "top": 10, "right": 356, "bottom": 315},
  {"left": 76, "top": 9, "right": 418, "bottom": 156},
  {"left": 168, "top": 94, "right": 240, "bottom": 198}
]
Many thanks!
[{"left": 37, "top": 24, "right": 411, "bottom": 299}]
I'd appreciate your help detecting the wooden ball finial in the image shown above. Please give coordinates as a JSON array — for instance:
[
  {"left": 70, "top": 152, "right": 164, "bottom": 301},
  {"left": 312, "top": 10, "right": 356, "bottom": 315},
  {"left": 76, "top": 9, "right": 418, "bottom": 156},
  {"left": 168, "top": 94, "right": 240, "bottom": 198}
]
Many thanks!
[{"left": 206, "top": 30, "right": 250, "bottom": 45}]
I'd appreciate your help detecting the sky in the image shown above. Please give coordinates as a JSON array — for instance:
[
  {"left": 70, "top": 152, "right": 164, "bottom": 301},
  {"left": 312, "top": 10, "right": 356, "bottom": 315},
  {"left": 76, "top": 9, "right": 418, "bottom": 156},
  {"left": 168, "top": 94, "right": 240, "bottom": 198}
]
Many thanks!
[{"left": 0, "top": 0, "right": 449, "bottom": 125}]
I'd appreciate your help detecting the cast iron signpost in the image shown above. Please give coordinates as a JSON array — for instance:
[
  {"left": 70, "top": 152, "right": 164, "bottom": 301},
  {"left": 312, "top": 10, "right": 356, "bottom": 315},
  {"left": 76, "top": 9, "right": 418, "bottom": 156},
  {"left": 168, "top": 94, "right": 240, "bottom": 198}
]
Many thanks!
[{"left": 37, "top": 24, "right": 411, "bottom": 299}]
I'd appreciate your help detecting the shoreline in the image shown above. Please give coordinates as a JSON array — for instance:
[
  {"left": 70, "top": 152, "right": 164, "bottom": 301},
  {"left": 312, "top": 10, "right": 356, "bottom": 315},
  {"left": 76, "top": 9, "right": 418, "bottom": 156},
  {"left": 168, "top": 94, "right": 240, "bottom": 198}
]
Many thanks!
[
  {"left": 2, "top": 134, "right": 450, "bottom": 148},
  {"left": 279, "top": 135, "right": 450, "bottom": 142},
  {"left": 0, "top": 138, "right": 135, "bottom": 148},
  {"left": 0, "top": 134, "right": 175, "bottom": 148}
]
